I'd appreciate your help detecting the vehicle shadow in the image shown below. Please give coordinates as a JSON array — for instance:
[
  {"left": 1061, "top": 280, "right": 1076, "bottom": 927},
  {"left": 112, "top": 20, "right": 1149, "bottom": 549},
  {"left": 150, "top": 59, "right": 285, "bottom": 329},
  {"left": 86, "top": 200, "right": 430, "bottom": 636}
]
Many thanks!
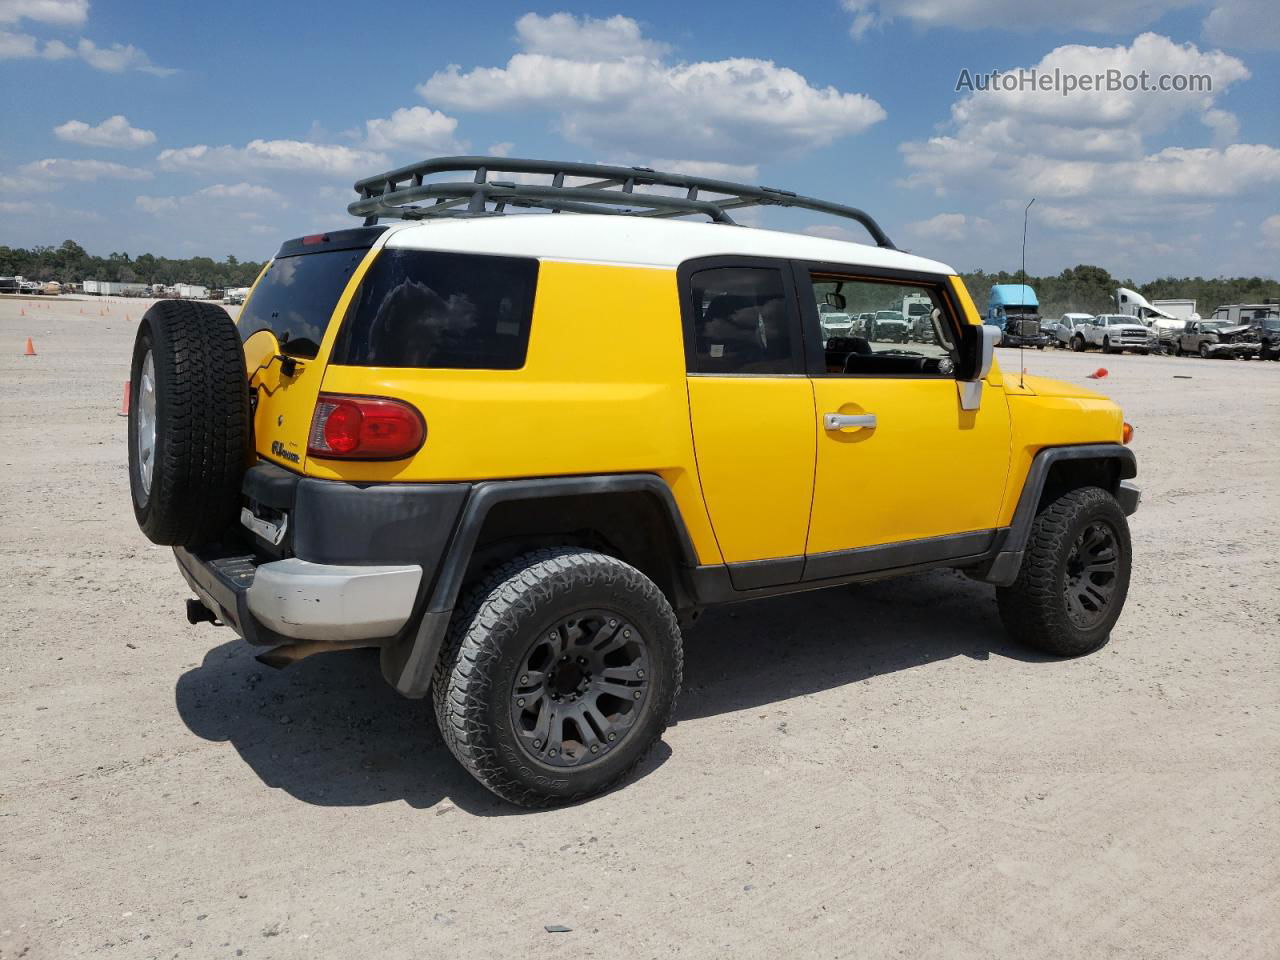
[{"left": 174, "top": 569, "right": 1043, "bottom": 813}]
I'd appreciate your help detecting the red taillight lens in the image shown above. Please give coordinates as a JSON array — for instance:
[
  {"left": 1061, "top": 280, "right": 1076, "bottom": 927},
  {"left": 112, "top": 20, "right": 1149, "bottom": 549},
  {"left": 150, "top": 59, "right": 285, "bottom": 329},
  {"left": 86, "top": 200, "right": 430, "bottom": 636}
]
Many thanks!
[
  {"left": 1122, "top": 421, "right": 1134, "bottom": 445},
  {"left": 307, "top": 394, "right": 425, "bottom": 460}
]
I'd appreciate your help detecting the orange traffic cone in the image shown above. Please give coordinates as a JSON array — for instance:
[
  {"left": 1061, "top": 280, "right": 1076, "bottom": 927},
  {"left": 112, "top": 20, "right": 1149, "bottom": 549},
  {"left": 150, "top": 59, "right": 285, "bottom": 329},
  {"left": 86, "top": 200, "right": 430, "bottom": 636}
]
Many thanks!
[
  {"left": 23, "top": 337, "right": 36, "bottom": 356},
  {"left": 125, "top": 314, "right": 130, "bottom": 322},
  {"left": 1087, "top": 367, "right": 1109, "bottom": 380},
  {"left": 118, "top": 381, "right": 131, "bottom": 417}
]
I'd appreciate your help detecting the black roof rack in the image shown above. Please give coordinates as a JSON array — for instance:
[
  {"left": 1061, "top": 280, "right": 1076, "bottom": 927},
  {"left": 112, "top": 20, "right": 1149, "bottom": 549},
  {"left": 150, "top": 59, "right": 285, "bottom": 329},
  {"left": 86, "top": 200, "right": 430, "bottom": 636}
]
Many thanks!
[{"left": 348, "top": 156, "right": 896, "bottom": 249}]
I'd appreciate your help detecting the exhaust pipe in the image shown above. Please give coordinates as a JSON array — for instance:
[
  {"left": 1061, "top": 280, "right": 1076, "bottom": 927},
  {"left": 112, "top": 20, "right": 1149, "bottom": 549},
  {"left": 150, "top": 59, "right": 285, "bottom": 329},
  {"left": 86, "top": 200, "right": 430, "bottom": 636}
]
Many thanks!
[{"left": 255, "top": 640, "right": 375, "bottom": 669}]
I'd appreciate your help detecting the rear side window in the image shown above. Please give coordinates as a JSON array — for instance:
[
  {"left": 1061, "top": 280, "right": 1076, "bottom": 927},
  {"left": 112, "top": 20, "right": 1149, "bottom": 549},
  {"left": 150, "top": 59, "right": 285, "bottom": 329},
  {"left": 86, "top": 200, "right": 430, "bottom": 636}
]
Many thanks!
[
  {"left": 332, "top": 249, "right": 538, "bottom": 369},
  {"left": 687, "top": 266, "right": 798, "bottom": 375},
  {"left": 239, "top": 248, "right": 367, "bottom": 359}
]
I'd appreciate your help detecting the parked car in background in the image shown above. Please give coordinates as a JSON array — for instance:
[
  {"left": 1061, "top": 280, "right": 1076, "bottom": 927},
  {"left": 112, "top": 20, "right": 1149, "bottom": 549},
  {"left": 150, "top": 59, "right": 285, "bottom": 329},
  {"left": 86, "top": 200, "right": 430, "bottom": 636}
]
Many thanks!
[
  {"left": 902, "top": 294, "right": 934, "bottom": 342},
  {"left": 1206, "top": 302, "right": 1280, "bottom": 359},
  {"left": 854, "top": 312, "right": 874, "bottom": 335},
  {"left": 1071, "top": 315, "right": 1155, "bottom": 354},
  {"left": 818, "top": 302, "right": 854, "bottom": 339},
  {"left": 1051, "top": 313, "right": 1093, "bottom": 348},
  {"left": 869, "top": 309, "right": 909, "bottom": 343},
  {"left": 1176, "top": 320, "right": 1259, "bottom": 359}
]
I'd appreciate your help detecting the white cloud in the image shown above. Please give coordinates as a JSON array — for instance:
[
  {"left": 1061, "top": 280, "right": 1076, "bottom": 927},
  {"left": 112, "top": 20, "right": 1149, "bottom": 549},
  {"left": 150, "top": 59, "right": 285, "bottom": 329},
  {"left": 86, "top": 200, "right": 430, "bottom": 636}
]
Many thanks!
[
  {"left": 900, "top": 34, "right": 1257, "bottom": 201},
  {"left": 19, "top": 157, "right": 152, "bottom": 181},
  {"left": 0, "top": 27, "right": 34, "bottom": 56},
  {"left": 73, "top": 38, "right": 174, "bottom": 75},
  {"left": 842, "top": 0, "right": 1199, "bottom": 35},
  {"left": 136, "top": 182, "right": 284, "bottom": 215},
  {"left": 418, "top": 13, "right": 884, "bottom": 167},
  {"left": 487, "top": 141, "right": 514, "bottom": 157},
  {"left": 1203, "top": 0, "right": 1280, "bottom": 50},
  {"left": 659, "top": 159, "right": 760, "bottom": 181},
  {"left": 363, "top": 106, "right": 461, "bottom": 151},
  {"left": 54, "top": 115, "right": 156, "bottom": 149},
  {"left": 1261, "top": 214, "right": 1280, "bottom": 248},
  {"left": 903, "top": 212, "right": 987, "bottom": 243},
  {"left": 0, "top": 0, "right": 87, "bottom": 25},
  {"left": 0, "top": 28, "right": 174, "bottom": 73},
  {"left": 513, "top": 11, "right": 668, "bottom": 59},
  {"left": 157, "top": 139, "right": 388, "bottom": 177}
]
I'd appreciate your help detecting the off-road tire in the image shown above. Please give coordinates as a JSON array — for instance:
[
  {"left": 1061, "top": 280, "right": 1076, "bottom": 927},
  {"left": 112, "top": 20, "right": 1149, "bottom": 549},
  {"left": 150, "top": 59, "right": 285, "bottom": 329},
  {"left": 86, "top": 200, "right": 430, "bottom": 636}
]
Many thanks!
[
  {"left": 996, "top": 486, "right": 1132, "bottom": 657},
  {"left": 128, "top": 300, "right": 249, "bottom": 546},
  {"left": 433, "top": 548, "right": 683, "bottom": 807}
]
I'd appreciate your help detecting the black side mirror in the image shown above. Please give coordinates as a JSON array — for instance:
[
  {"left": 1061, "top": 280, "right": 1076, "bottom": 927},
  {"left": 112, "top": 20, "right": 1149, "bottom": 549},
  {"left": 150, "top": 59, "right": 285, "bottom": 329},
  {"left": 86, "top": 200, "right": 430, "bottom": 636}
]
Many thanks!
[{"left": 825, "top": 292, "right": 846, "bottom": 310}]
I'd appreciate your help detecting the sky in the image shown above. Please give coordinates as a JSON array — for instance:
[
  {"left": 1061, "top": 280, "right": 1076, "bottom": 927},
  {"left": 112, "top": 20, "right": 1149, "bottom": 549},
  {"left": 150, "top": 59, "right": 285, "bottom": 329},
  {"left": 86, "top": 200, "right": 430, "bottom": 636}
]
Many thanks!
[{"left": 1, "top": 0, "right": 1277, "bottom": 280}]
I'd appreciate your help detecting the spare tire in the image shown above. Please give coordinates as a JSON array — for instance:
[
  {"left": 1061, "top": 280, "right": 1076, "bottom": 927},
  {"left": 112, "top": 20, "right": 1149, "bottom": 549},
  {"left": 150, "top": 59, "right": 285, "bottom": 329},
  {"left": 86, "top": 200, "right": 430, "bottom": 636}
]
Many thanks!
[{"left": 128, "top": 300, "right": 249, "bottom": 546}]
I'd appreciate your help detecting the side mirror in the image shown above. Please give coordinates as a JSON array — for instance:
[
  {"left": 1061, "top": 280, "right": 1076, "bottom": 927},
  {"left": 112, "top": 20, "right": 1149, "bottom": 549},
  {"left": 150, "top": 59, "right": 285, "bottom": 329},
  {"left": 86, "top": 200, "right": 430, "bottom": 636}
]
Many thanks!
[
  {"left": 956, "top": 324, "right": 1000, "bottom": 411},
  {"left": 825, "top": 292, "right": 846, "bottom": 310}
]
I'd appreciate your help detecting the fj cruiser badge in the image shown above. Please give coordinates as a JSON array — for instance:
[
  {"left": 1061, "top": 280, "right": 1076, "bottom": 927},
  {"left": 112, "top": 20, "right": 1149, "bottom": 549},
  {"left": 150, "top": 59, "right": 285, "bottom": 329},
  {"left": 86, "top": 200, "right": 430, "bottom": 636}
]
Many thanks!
[{"left": 271, "top": 440, "right": 300, "bottom": 463}]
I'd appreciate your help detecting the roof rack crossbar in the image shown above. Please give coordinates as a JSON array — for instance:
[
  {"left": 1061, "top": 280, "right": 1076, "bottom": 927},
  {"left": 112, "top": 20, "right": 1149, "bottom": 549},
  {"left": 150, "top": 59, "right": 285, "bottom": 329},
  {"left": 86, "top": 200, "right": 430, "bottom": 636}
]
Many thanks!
[{"left": 349, "top": 155, "right": 895, "bottom": 248}]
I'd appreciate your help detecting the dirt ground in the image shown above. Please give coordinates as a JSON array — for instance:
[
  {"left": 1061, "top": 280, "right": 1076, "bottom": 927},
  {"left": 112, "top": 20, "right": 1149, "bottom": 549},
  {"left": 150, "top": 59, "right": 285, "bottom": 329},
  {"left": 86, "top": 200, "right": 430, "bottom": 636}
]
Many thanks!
[{"left": 2, "top": 296, "right": 1277, "bottom": 960}]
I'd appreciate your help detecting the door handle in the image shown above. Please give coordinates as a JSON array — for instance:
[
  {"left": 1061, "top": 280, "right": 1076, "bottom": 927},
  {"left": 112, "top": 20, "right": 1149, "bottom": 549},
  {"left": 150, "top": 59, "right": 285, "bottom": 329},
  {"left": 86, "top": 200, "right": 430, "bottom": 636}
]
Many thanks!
[{"left": 823, "top": 412, "right": 877, "bottom": 431}]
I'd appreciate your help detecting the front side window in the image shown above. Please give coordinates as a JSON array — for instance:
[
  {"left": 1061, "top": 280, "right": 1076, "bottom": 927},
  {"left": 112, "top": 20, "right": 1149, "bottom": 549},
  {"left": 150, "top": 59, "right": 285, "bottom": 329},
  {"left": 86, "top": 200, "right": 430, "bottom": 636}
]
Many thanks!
[
  {"left": 332, "top": 249, "right": 538, "bottom": 369},
  {"left": 686, "top": 266, "right": 798, "bottom": 374},
  {"left": 805, "top": 274, "right": 959, "bottom": 377}
]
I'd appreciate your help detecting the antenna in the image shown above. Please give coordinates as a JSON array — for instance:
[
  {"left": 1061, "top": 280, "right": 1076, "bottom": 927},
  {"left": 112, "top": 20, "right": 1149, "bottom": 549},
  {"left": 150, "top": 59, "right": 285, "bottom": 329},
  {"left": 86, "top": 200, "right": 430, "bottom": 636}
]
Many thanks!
[{"left": 1019, "top": 197, "right": 1035, "bottom": 388}]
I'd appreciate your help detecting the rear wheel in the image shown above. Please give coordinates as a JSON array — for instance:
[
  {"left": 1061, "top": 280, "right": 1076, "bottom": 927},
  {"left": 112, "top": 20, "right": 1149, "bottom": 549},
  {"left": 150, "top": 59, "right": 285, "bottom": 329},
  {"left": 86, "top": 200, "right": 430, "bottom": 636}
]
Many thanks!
[
  {"left": 128, "top": 300, "right": 249, "bottom": 546},
  {"left": 434, "top": 548, "right": 683, "bottom": 807},
  {"left": 996, "top": 487, "right": 1132, "bottom": 657}
]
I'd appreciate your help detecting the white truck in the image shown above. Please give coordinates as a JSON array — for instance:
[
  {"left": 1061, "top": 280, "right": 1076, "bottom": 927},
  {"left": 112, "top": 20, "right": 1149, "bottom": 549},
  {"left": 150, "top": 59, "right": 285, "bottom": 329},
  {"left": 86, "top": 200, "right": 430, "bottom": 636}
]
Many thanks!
[{"left": 1069, "top": 314, "right": 1155, "bottom": 355}]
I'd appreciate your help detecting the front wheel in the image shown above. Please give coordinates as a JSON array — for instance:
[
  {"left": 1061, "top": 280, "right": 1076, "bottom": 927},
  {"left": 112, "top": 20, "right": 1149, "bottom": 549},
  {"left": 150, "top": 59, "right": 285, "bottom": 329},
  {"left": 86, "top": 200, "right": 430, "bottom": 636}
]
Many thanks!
[
  {"left": 996, "top": 486, "right": 1132, "bottom": 657},
  {"left": 434, "top": 548, "right": 683, "bottom": 807},
  {"left": 1071, "top": 335, "right": 1086, "bottom": 352},
  {"left": 1199, "top": 343, "right": 1211, "bottom": 359}
]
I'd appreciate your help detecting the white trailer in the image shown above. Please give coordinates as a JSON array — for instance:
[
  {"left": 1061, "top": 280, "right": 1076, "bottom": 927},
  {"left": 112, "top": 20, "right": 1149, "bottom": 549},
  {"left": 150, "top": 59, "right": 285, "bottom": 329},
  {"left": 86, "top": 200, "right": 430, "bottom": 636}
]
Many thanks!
[
  {"left": 82, "top": 280, "right": 148, "bottom": 296},
  {"left": 175, "top": 283, "right": 210, "bottom": 299},
  {"left": 1152, "top": 298, "right": 1197, "bottom": 320}
]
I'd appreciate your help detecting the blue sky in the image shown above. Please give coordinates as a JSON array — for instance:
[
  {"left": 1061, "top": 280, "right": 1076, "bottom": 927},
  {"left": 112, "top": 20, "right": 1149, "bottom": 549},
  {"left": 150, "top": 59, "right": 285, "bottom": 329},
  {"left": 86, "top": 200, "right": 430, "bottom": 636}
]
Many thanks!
[{"left": 1, "top": 0, "right": 1277, "bottom": 279}]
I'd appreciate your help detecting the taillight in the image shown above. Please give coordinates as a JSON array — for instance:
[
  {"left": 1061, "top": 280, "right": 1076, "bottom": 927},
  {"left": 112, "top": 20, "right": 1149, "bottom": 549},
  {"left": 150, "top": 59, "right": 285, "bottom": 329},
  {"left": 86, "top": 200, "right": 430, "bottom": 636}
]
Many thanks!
[
  {"left": 307, "top": 394, "right": 425, "bottom": 460},
  {"left": 1122, "top": 421, "right": 1134, "bottom": 445}
]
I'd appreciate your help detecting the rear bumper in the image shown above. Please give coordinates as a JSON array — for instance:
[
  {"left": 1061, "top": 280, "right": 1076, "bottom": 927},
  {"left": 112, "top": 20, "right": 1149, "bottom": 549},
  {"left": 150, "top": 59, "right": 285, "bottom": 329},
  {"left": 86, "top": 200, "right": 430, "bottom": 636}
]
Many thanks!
[
  {"left": 174, "top": 548, "right": 421, "bottom": 643},
  {"left": 178, "top": 463, "right": 470, "bottom": 651}
]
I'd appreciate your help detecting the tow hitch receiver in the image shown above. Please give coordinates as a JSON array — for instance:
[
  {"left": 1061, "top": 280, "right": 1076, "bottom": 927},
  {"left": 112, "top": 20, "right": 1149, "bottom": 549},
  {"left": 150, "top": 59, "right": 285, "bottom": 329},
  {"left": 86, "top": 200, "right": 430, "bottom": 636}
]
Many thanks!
[{"left": 186, "top": 597, "right": 221, "bottom": 626}]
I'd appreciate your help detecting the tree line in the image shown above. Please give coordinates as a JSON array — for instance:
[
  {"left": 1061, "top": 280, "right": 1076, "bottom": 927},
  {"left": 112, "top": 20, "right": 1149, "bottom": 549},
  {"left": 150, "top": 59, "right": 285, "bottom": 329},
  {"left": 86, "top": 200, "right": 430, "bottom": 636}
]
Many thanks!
[
  {"left": 2, "top": 240, "right": 1277, "bottom": 315},
  {"left": 960, "top": 264, "right": 1280, "bottom": 318},
  {"left": 0, "top": 240, "right": 265, "bottom": 289}
]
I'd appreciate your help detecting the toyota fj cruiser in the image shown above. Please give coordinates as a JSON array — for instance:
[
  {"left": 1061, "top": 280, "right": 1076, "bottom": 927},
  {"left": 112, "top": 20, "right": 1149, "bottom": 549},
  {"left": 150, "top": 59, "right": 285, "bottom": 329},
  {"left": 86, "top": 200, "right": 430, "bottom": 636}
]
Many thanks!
[{"left": 128, "top": 157, "right": 1140, "bottom": 807}]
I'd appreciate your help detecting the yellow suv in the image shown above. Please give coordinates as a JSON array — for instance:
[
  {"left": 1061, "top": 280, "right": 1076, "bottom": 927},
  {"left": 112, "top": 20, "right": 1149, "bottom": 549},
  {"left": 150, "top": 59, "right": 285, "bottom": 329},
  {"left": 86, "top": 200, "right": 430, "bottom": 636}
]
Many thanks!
[{"left": 127, "top": 157, "right": 1139, "bottom": 807}]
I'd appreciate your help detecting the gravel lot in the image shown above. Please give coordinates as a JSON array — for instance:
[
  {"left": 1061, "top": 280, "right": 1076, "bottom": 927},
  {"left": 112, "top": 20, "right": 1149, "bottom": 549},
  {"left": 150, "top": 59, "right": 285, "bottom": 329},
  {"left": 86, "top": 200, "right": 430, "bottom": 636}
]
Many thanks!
[{"left": 3, "top": 296, "right": 1277, "bottom": 960}]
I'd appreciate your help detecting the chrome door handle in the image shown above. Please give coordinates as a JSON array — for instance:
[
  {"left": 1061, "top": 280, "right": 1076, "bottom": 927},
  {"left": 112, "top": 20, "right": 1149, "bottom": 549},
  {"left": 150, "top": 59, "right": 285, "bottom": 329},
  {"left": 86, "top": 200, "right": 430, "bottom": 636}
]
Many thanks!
[{"left": 823, "top": 413, "right": 877, "bottom": 431}]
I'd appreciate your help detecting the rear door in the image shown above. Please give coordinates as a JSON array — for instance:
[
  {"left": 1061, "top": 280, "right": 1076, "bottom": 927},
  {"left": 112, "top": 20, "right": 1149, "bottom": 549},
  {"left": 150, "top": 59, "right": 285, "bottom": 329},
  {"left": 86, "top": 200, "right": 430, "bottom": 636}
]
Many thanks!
[
  {"left": 680, "top": 258, "right": 815, "bottom": 588},
  {"left": 237, "top": 228, "right": 385, "bottom": 471}
]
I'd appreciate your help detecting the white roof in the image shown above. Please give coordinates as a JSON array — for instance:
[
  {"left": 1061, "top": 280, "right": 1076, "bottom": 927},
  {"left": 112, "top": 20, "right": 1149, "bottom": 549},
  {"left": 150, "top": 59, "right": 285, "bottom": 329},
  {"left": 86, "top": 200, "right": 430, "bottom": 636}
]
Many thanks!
[{"left": 382, "top": 214, "right": 955, "bottom": 275}]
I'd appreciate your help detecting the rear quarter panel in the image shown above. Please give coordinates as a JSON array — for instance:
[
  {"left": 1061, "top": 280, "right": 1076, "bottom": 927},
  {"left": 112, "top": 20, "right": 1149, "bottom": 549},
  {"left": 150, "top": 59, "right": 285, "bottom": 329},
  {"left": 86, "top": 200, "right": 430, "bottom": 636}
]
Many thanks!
[{"left": 314, "top": 259, "right": 722, "bottom": 564}]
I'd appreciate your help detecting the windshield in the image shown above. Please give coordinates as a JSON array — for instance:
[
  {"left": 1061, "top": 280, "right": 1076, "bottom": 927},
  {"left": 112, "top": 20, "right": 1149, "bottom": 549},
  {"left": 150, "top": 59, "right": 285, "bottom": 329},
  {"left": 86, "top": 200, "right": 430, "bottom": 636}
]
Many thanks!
[
  {"left": 876, "top": 311, "right": 903, "bottom": 321},
  {"left": 1201, "top": 321, "right": 1228, "bottom": 330},
  {"left": 905, "top": 302, "right": 930, "bottom": 316}
]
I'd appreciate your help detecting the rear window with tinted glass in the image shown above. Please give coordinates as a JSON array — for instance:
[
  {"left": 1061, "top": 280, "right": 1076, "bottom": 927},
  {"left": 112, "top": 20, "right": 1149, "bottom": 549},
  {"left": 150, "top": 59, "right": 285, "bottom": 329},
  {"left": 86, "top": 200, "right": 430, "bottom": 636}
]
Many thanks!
[
  {"left": 238, "top": 249, "right": 367, "bottom": 359},
  {"left": 331, "top": 249, "right": 538, "bottom": 369}
]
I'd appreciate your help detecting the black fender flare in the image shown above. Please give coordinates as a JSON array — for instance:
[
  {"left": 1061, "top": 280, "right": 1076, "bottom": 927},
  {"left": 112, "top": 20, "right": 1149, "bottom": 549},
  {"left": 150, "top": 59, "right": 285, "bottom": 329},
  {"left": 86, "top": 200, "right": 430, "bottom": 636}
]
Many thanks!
[
  {"left": 382, "top": 473, "right": 698, "bottom": 698},
  {"left": 981, "top": 443, "right": 1138, "bottom": 586}
]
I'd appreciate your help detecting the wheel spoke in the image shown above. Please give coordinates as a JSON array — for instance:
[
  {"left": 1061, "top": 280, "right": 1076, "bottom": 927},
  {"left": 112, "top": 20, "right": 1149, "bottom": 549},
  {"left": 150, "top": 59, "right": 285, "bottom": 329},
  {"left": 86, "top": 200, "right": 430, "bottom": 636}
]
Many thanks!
[{"left": 601, "top": 665, "right": 644, "bottom": 683}]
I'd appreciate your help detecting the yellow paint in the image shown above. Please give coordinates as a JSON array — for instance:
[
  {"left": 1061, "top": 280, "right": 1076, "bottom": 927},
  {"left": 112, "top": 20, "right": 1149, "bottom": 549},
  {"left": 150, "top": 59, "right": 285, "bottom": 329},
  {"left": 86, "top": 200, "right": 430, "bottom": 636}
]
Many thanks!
[
  {"left": 806, "top": 378, "right": 1012, "bottom": 552},
  {"left": 239, "top": 255, "right": 1124, "bottom": 573},
  {"left": 313, "top": 260, "right": 723, "bottom": 565},
  {"left": 240, "top": 247, "right": 382, "bottom": 474},
  {"left": 685, "top": 376, "right": 816, "bottom": 562}
]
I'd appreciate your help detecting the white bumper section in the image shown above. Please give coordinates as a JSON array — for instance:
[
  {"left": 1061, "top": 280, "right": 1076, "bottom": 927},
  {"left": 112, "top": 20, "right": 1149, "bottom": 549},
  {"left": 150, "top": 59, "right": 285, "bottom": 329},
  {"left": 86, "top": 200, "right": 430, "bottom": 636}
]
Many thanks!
[{"left": 246, "top": 559, "right": 423, "bottom": 643}]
